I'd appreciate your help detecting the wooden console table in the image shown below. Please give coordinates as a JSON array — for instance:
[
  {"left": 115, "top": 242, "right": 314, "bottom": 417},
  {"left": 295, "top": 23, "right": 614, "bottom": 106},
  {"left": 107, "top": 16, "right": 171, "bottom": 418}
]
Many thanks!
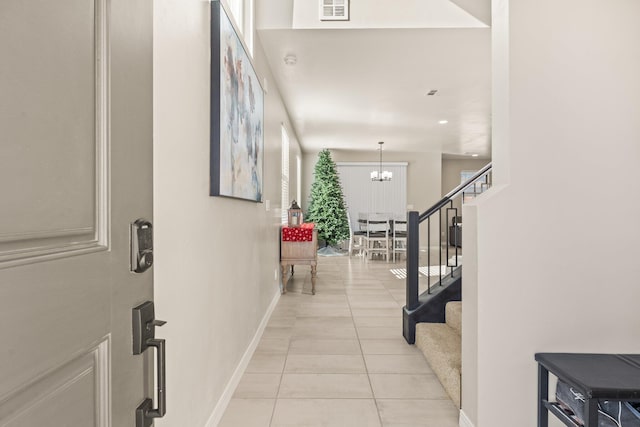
[{"left": 280, "top": 226, "right": 317, "bottom": 295}]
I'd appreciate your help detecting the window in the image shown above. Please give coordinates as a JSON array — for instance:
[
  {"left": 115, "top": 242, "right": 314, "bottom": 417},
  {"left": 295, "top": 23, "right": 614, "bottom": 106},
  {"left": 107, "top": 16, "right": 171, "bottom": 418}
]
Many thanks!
[
  {"left": 245, "top": 0, "right": 254, "bottom": 56},
  {"left": 320, "top": 0, "right": 349, "bottom": 21},
  {"left": 296, "top": 155, "right": 302, "bottom": 207},
  {"left": 225, "top": 0, "right": 254, "bottom": 56},
  {"left": 281, "top": 125, "right": 290, "bottom": 225},
  {"left": 227, "top": 0, "right": 243, "bottom": 34}
]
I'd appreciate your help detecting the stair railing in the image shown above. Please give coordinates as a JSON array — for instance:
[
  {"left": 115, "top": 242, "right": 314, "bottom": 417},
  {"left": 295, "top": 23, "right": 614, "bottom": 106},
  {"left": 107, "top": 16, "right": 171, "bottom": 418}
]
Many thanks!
[{"left": 404, "top": 163, "right": 492, "bottom": 342}]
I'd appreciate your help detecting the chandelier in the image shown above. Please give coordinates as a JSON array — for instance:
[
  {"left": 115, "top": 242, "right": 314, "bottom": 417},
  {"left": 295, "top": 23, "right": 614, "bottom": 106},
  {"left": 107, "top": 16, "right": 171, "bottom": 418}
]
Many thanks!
[{"left": 370, "top": 141, "right": 392, "bottom": 181}]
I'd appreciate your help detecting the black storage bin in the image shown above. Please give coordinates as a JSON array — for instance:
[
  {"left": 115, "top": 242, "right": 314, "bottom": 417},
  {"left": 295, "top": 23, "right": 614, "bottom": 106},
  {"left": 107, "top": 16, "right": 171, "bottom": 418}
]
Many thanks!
[{"left": 557, "top": 380, "right": 640, "bottom": 427}]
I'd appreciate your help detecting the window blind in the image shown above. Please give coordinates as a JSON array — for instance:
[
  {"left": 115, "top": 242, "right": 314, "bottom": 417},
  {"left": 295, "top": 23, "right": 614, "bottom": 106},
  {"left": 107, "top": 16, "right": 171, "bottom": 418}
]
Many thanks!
[
  {"left": 336, "top": 162, "right": 408, "bottom": 231},
  {"left": 281, "top": 126, "right": 290, "bottom": 224}
]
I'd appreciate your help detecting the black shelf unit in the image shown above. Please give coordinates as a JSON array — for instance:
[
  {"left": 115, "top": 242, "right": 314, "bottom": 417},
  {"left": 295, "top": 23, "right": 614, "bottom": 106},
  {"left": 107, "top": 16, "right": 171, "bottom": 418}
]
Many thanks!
[{"left": 536, "top": 353, "right": 640, "bottom": 427}]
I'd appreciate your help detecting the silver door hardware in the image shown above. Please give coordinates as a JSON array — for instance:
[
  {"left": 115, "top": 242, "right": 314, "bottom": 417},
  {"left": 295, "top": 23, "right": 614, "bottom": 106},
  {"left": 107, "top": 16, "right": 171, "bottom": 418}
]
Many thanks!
[
  {"left": 133, "top": 301, "right": 166, "bottom": 427},
  {"left": 131, "top": 219, "right": 153, "bottom": 273}
]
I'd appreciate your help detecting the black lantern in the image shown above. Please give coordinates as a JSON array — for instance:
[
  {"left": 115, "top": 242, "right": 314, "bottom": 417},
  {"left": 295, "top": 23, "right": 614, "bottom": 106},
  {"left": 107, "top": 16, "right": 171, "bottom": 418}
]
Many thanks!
[{"left": 287, "top": 200, "right": 303, "bottom": 227}]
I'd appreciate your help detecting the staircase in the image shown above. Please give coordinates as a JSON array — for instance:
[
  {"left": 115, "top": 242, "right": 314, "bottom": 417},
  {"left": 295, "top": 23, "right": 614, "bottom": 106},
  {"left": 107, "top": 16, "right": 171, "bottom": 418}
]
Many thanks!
[
  {"left": 403, "top": 163, "right": 491, "bottom": 344},
  {"left": 415, "top": 301, "right": 461, "bottom": 407},
  {"left": 402, "top": 163, "right": 491, "bottom": 409}
]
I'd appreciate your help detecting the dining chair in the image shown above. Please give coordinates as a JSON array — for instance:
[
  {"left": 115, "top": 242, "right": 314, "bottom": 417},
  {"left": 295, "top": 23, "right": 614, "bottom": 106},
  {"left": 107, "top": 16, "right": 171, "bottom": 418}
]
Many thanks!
[
  {"left": 364, "top": 217, "right": 390, "bottom": 261},
  {"left": 392, "top": 219, "right": 407, "bottom": 262}
]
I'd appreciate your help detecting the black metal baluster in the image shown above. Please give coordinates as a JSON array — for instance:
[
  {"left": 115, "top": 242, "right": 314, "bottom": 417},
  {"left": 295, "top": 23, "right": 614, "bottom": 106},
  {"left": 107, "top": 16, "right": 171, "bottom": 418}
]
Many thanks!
[
  {"left": 427, "top": 215, "right": 431, "bottom": 294},
  {"left": 406, "top": 211, "right": 419, "bottom": 310},
  {"left": 403, "top": 210, "right": 420, "bottom": 343},
  {"left": 454, "top": 211, "right": 459, "bottom": 276},
  {"left": 438, "top": 208, "right": 442, "bottom": 286}
]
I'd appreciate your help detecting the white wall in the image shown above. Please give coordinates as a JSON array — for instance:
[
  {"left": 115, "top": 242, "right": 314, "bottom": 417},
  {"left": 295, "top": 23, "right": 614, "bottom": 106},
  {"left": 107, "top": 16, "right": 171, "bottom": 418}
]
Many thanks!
[
  {"left": 153, "top": 1, "right": 301, "bottom": 425},
  {"left": 258, "top": 0, "right": 488, "bottom": 30},
  {"left": 463, "top": 1, "right": 640, "bottom": 426},
  {"left": 449, "top": 0, "right": 491, "bottom": 25},
  {"left": 291, "top": 0, "right": 486, "bottom": 29}
]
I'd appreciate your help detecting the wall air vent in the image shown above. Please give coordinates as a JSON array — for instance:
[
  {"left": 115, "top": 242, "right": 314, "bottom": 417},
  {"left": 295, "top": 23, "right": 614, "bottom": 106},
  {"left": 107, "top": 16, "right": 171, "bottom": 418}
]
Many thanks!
[{"left": 320, "top": 0, "right": 349, "bottom": 21}]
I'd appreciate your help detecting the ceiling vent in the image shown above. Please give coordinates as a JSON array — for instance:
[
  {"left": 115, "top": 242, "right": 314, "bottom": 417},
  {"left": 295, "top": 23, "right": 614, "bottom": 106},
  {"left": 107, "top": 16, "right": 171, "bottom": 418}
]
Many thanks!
[{"left": 320, "top": 0, "right": 349, "bottom": 21}]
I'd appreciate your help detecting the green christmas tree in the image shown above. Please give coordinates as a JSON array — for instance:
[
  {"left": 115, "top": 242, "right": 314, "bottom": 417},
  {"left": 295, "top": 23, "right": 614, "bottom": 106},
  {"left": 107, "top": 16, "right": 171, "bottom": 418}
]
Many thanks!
[{"left": 306, "top": 149, "right": 350, "bottom": 247}]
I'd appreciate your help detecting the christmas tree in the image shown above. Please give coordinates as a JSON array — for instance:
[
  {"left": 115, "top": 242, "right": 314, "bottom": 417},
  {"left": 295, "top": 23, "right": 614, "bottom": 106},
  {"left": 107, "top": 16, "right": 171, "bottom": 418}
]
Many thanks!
[{"left": 306, "top": 149, "right": 350, "bottom": 248}]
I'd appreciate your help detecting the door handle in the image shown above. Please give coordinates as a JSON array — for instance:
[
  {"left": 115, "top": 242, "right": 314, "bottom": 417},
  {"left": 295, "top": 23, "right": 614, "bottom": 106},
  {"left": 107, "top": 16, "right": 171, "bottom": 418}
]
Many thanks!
[
  {"left": 136, "top": 338, "right": 166, "bottom": 425},
  {"left": 133, "top": 301, "right": 167, "bottom": 427}
]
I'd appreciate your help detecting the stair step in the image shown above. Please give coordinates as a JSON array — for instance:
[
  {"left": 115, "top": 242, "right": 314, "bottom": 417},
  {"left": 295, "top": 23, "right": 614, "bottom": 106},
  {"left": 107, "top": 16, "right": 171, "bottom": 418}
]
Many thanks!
[
  {"left": 415, "top": 323, "right": 461, "bottom": 408},
  {"left": 446, "top": 301, "right": 462, "bottom": 336}
]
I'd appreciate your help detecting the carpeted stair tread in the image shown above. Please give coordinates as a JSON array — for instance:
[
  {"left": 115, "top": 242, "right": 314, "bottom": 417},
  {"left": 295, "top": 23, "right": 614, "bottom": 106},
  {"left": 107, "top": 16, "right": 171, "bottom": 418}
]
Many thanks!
[
  {"left": 446, "top": 301, "right": 462, "bottom": 336},
  {"left": 415, "top": 322, "right": 461, "bottom": 408}
]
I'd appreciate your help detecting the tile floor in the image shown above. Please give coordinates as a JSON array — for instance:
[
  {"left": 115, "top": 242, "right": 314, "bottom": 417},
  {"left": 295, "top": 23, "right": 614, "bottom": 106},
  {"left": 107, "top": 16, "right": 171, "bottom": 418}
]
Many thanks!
[{"left": 219, "top": 254, "right": 459, "bottom": 427}]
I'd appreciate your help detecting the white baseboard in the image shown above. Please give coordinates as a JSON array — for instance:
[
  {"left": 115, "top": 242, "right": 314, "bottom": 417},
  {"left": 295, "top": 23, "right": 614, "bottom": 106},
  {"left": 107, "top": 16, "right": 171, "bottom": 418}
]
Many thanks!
[
  {"left": 459, "top": 410, "right": 475, "bottom": 427},
  {"left": 204, "top": 289, "right": 281, "bottom": 427}
]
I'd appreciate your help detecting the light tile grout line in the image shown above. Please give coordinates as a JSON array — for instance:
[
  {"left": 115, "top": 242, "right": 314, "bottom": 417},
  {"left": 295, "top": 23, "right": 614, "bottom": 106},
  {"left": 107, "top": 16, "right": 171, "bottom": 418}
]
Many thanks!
[
  {"left": 267, "top": 271, "right": 300, "bottom": 427},
  {"left": 344, "top": 257, "right": 386, "bottom": 427}
]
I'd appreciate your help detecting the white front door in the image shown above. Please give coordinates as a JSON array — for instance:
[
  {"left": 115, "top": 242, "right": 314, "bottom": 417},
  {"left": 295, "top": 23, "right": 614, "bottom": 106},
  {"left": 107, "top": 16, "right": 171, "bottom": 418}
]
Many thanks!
[{"left": 0, "top": 0, "right": 154, "bottom": 425}]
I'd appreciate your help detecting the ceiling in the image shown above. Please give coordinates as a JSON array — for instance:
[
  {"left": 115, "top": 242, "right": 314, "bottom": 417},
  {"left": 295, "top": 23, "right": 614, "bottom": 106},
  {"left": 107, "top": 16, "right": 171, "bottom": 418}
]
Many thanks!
[{"left": 256, "top": 1, "right": 492, "bottom": 158}]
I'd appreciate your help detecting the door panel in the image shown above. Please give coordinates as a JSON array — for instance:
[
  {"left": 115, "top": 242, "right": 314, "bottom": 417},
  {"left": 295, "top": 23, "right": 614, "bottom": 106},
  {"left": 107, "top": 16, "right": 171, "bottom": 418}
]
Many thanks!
[
  {"left": 0, "top": 0, "right": 107, "bottom": 264},
  {"left": 0, "top": 0, "right": 154, "bottom": 424},
  {"left": 0, "top": 341, "right": 109, "bottom": 427},
  {"left": 0, "top": 260, "right": 110, "bottom": 401}
]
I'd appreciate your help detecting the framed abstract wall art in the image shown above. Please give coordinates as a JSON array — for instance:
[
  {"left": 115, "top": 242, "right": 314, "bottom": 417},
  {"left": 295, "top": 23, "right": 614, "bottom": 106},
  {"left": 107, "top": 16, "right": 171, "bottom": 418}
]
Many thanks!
[{"left": 210, "top": 1, "right": 264, "bottom": 202}]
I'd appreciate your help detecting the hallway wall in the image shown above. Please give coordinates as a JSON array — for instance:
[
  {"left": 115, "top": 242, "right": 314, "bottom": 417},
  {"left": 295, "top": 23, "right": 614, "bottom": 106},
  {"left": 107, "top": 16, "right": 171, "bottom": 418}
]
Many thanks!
[
  {"left": 463, "top": 1, "right": 640, "bottom": 425},
  {"left": 153, "top": 1, "right": 300, "bottom": 425}
]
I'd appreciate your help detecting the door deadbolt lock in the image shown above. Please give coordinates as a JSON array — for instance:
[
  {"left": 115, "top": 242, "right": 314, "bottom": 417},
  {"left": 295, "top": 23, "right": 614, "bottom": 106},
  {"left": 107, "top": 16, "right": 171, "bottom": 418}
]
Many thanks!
[{"left": 131, "top": 219, "right": 153, "bottom": 273}]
